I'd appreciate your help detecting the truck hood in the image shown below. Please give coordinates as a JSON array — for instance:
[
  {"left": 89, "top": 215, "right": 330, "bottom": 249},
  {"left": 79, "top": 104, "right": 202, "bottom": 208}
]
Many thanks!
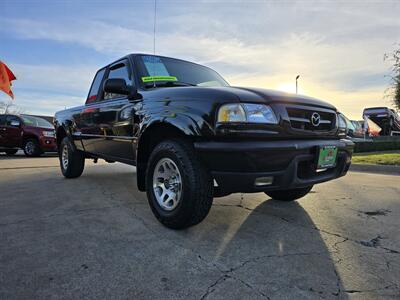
[
  {"left": 211, "top": 86, "right": 337, "bottom": 110},
  {"left": 145, "top": 86, "right": 337, "bottom": 111}
]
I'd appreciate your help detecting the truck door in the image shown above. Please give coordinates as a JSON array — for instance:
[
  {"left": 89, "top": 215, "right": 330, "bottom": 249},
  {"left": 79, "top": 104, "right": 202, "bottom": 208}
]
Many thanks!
[
  {"left": 0, "top": 115, "right": 7, "bottom": 148},
  {"left": 4, "top": 115, "right": 22, "bottom": 148},
  {"left": 93, "top": 59, "right": 137, "bottom": 163},
  {"left": 77, "top": 68, "right": 106, "bottom": 154}
]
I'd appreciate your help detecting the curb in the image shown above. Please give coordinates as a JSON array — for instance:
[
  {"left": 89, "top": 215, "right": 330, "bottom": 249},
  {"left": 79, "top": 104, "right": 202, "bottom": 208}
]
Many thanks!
[{"left": 350, "top": 164, "right": 400, "bottom": 176}]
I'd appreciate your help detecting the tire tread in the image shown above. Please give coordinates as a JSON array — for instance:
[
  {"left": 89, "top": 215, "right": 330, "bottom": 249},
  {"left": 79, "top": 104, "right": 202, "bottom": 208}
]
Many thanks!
[
  {"left": 60, "top": 136, "right": 85, "bottom": 178},
  {"left": 146, "top": 139, "right": 213, "bottom": 229}
]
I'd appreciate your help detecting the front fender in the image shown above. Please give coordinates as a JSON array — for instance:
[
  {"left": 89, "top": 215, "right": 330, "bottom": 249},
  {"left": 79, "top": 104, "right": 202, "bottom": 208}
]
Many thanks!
[{"left": 139, "top": 113, "right": 214, "bottom": 139}]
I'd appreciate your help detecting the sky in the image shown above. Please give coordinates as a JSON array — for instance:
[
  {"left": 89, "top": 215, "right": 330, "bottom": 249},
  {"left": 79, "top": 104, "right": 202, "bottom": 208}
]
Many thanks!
[{"left": 1, "top": 0, "right": 400, "bottom": 119}]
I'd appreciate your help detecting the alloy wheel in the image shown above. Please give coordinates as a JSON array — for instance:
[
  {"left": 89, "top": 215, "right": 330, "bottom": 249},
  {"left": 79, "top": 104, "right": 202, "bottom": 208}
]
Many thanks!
[
  {"left": 25, "top": 141, "right": 35, "bottom": 156},
  {"left": 152, "top": 157, "right": 182, "bottom": 211}
]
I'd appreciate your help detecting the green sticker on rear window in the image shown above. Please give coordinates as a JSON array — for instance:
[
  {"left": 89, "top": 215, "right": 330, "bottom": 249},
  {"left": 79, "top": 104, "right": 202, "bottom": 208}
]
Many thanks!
[{"left": 141, "top": 76, "right": 178, "bottom": 83}]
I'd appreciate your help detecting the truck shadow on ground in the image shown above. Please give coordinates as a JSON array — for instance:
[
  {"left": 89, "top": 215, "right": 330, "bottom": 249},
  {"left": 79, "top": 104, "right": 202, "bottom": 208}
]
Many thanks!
[
  {"left": 120, "top": 169, "right": 348, "bottom": 299},
  {"left": 82, "top": 167, "right": 348, "bottom": 298},
  {"left": 6, "top": 159, "right": 400, "bottom": 299},
  {"left": 0, "top": 164, "right": 348, "bottom": 299},
  {"left": 48, "top": 163, "right": 352, "bottom": 298}
]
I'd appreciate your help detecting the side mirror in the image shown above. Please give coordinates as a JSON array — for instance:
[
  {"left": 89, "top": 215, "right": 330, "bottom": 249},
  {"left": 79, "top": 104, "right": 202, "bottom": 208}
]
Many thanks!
[
  {"left": 103, "top": 78, "right": 137, "bottom": 99},
  {"left": 10, "top": 120, "right": 20, "bottom": 127}
]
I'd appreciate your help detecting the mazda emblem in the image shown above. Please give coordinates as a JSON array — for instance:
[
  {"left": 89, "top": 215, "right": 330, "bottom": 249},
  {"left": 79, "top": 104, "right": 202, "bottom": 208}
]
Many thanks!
[{"left": 311, "top": 112, "right": 321, "bottom": 126}]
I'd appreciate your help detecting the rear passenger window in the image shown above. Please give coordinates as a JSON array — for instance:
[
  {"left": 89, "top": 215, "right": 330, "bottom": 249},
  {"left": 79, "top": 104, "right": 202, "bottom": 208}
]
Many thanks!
[
  {"left": 6, "top": 116, "right": 20, "bottom": 126},
  {"left": 103, "top": 61, "right": 132, "bottom": 100},
  {"left": 86, "top": 69, "right": 105, "bottom": 104}
]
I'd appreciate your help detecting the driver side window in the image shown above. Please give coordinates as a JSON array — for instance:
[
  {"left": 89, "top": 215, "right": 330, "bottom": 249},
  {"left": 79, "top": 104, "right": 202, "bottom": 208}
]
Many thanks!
[{"left": 103, "top": 61, "right": 132, "bottom": 100}]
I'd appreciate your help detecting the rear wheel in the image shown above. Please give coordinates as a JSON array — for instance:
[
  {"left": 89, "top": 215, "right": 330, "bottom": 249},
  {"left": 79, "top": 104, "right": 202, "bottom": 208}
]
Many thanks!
[
  {"left": 59, "top": 136, "right": 85, "bottom": 178},
  {"left": 23, "top": 139, "right": 41, "bottom": 157},
  {"left": 5, "top": 149, "right": 18, "bottom": 156},
  {"left": 146, "top": 139, "right": 213, "bottom": 229},
  {"left": 265, "top": 186, "right": 313, "bottom": 202}
]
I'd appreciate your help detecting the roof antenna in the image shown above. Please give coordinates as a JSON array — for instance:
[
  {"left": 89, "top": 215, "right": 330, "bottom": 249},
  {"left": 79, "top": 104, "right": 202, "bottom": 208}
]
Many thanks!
[{"left": 152, "top": 0, "right": 157, "bottom": 88}]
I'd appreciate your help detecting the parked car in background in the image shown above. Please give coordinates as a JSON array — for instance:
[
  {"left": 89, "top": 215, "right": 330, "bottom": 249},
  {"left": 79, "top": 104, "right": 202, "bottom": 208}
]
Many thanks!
[
  {"left": 363, "top": 107, "right": 400, "bottom": 136},
  {"left": 0, "top": 114, "right": 57, "bottom": 156},
  {"left": 337, "top": 113, "right": 364, "bottom": 140},
  {"left": 55, "top": 53, "right": 354, "bottom": 229},
  {"left": 350, "top": 120, "right": 364, "bottom": 138}
]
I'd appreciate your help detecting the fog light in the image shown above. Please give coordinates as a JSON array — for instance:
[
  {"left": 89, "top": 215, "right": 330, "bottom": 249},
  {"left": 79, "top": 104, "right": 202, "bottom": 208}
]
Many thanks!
[
  {"left": 45, "top": 140, "right": 51, "bottom": 144},
  {"left": 254, "top": 176, "right": 273, "bottom": 186}
]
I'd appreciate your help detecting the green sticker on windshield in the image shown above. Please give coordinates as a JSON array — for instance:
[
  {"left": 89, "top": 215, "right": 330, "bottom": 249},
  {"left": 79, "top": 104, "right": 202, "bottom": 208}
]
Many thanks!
[{"left": 142, "top": 76, "right": 178, "bottom": 83}]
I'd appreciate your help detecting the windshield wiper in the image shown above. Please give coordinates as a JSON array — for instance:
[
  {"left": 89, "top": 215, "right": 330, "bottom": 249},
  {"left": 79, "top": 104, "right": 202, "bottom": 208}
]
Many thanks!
[
  {"left": 165, "top": 81, "right": 196, "bottom": 87},
  {"left": 144, "top": 81, "right": 197, "bottom": 89}
]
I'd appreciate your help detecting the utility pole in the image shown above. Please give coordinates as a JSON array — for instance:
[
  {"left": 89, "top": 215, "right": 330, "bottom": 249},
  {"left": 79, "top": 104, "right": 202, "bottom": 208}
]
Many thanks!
[{"left": 295, "top": 75, "right": 300, "bottom": 94}]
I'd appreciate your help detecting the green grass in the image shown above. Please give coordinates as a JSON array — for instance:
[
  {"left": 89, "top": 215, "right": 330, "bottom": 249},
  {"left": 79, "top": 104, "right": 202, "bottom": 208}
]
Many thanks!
[{"left": 352, "top": 151, "right": 400, "bottom": 166}]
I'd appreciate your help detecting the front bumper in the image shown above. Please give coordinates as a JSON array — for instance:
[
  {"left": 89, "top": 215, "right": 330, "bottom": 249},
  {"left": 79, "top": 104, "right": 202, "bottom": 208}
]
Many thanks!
[
  {"left": 194, "top": 139, "right": 354, "bottom": 194},
  {"left": 39, "top": 136, "right": 57, "bottom": 152}
]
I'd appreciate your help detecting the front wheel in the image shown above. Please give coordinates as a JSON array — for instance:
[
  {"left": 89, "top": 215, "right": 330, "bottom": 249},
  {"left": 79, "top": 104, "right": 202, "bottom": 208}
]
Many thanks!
[
  {"left": 23, "top": 139, "right": 41, "bottom": 157},
  {"left": 265, "top": 186, "right": 313, "bottom": 201},
  {"left": 146, "top": 139, "right": 213, "bottom": 229},
  {"left": 59, "top": 136, "right": 85, "bottom": 178}
]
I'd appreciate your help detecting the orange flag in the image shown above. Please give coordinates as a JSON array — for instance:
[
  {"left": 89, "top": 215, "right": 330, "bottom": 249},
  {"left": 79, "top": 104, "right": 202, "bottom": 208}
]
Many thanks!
[{"left": 0, "top": 61, "right": 17, "bottom": 99}]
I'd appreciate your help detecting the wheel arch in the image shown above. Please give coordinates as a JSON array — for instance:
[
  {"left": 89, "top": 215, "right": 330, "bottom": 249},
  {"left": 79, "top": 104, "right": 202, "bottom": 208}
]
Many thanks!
[
  {"left": 56, "top": 126, "right": 67, "bottom": 150},
  {"left": 22, "top": 134, "right": 39, "bottom": 144},
  {"left": 136, "top": 120, "right": 197, "bottom": 191}
]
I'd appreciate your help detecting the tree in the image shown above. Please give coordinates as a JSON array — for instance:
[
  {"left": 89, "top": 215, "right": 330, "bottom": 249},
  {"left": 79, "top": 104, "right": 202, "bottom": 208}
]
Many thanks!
[
  {"left": 0, "top": 100, "right": 25, "bottom": 114},
  {"left": 384, "top": 46, "right": 400, "bottom": 111}
]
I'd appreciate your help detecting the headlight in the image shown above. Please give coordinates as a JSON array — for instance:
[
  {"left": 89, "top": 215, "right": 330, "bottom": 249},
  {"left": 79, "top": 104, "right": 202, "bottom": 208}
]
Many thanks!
[
  {"left": 218, "top": 103, "right": 278, "bottom": 124},
  {"left": 42, "top": 130, "right": 55, "bottom": 137}
]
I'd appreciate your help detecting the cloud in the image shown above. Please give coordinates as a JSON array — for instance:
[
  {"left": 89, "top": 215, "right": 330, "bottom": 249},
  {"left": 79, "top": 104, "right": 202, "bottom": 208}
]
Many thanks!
[
  {"left": 0, "top": 91, "right": 84, "bottom": 116},
  {"left": 1, "top": 0, "right": 399, "bottom": 118},
  {"left": 11, "top": 63, "right": 96, "bottom": 94},
  {"left": 1, "top": 18, "right": 152, "bottom": 56},
  {"left": 0, "top": 63, "right": 95, "bottom": 116}
]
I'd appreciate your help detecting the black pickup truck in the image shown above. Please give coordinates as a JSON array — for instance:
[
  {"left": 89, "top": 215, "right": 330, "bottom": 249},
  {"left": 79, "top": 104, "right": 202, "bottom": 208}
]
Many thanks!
[{"left": 54, "top": 54, "right": 354, "bottom": 229}]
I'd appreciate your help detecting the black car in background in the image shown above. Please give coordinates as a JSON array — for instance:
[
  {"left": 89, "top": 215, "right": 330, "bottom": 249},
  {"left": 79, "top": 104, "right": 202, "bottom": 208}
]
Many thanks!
[
  {"left": 54, "top": 54, "right": 354, "bottom": 229},
  {"left": 363, "top": 107, "right": 400, "bottom": 136},
  {"left": 337, "top": 113, "right": 365, "bottom": 140}
]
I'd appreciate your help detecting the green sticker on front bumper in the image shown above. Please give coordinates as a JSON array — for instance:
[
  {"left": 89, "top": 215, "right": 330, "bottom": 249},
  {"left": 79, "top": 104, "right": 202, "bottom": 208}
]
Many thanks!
[
  {"left": 141, "top": 76, "right": 178, "bottom": 82},
  {"left": 317, "top": 146, "right": 338, "bottom": 169}
]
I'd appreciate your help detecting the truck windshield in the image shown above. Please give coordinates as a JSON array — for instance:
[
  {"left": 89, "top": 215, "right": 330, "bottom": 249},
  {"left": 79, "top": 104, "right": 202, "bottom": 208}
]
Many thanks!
[
  {"left": 21, "top": 116, "right": 53, "bottom": 128},
  {"left": 136, "top": 55, "right": 229, "bottom": 88}
]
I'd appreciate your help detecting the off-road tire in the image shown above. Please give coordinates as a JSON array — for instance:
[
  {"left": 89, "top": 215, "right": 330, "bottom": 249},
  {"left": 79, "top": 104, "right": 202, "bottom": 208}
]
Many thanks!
[
  {"left": 59, "top": 136, "right": 85, "bottom": 178},
  {"left": 23, "top": 139, "right": 42, "bottom": 157},
  {"left": 265, "top": 186, "right": 313, "bottom": 201},
  {"left": 5, "top": 149, "right": 18, "bottom": 156},
  {"left": 146, "top": 139, "right": 213, "bottom": 229}
]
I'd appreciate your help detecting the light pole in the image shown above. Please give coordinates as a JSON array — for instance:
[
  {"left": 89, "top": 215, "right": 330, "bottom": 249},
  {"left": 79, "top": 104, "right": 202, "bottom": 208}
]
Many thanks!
[{"left": 295, "top": 75, "right": 300, "bottom": 94}]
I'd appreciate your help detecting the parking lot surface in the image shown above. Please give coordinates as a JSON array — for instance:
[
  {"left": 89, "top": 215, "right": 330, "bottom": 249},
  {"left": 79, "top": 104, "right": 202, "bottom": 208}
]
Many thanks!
[{"left": 0, "top": 153, "right": 399, "bottom": 299}]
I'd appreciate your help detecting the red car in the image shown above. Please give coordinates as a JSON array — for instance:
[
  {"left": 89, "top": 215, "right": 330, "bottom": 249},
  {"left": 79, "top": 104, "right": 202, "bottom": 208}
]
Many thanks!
[{"left": 0, "top": 114, "right": 57, "bottom": 157}]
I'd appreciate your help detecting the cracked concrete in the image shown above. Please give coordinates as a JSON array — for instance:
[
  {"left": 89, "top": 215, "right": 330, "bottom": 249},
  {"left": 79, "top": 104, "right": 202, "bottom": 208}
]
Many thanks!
[{"left": 0, "top": 154, "right": 399, "bottom": 299}]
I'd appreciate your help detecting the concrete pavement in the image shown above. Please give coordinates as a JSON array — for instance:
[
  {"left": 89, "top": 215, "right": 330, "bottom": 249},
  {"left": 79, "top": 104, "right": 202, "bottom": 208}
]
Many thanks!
[{"left": 0, "top": 153, "right": 399, "bottom": 299}]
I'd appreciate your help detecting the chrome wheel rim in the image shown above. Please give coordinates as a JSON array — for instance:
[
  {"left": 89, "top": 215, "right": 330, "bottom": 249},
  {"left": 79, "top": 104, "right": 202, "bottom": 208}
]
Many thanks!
[
  {"left": 61, "top": 145, "right": 69, "bottom": 170},
  {"left": 152, "top": 158, "right": 182, "bottom": 211},
  {"left": 25, "top": 141, "right": 35, "bottom": 155}
]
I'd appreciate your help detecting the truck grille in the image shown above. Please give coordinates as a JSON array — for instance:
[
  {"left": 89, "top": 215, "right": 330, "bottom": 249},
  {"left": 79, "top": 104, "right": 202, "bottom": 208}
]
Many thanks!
[{"left": 286, "top": 107, "right": 336, "bottom": 132}]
